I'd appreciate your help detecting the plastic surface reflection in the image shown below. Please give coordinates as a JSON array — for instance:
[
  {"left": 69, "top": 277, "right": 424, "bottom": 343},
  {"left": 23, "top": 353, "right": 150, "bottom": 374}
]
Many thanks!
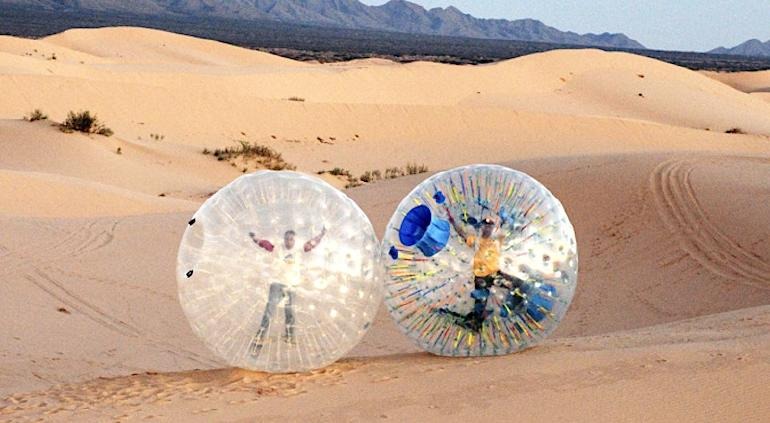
[
  {"left": 382, "top": 164, "right": 578, "bottom": 356},
  {"left": 177, "top": 171, "right": 382, "bottom": 372}
]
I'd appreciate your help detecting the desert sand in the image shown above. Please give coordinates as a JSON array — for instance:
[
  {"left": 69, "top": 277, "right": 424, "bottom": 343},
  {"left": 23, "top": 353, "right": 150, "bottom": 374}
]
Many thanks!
[
  {"left": 0, "top": 27, "right": 768, "bottom": 422},
  {"left": 703, "top": 70, "right": 770, "bottom": 104}
]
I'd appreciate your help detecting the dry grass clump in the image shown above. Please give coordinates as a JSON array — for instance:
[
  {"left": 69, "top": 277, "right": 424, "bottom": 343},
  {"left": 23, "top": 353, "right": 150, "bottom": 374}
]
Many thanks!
[
  {"left": 405, "top": 162, "right": 429, "bottom": 175},
  {"left": 328, "top": 167, "right": 351, "bottom": 177},
  {"left": 24, "top": 109, "right": 48, "bottom": 122},
  {"left": 317, "top": 167, "right": 362, "bottom": 188},
  {"left": 60, "top": 110, "right": 113, "bottom": 136},
  {"left": 359, "top": 169, "right": 382, "bottom": 183},
  {"left": 360, "top": 163, "right": 428, "bottom": 184},
  {"left": 317, "top": 162, "right": 428, "bottom": 189},
  {"left": 385, "top": 167, "right": 405, "bottom": 179},
  {"left": 203, "top": 140, "right": 295, "bottom": 171}
]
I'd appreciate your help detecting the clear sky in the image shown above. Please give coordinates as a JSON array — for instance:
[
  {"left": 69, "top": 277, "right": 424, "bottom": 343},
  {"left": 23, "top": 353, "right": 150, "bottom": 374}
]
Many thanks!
[{"left": 361, "top": 0, "right": 770, "bottom": 52}]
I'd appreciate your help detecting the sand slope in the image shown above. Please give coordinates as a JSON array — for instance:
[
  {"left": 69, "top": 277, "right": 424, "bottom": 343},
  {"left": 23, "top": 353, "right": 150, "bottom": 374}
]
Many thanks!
[
  {"left": 704, "top": 70, "right": 770, "bottom": 94},
  {"left": 3, "top": 305, "right": 767, "bottom": 422},
  {"left": 0, "top": 27, "right": 768, "bottom": 422}
]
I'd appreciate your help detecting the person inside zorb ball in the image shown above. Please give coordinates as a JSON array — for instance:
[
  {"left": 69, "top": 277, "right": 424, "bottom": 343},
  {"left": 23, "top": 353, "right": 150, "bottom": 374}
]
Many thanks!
[
  {"left": 177, "top": 171, "right": 381, "bottom": 373},
  {"left": 382, "top": 164, "right": 578, "bottom": 357}
]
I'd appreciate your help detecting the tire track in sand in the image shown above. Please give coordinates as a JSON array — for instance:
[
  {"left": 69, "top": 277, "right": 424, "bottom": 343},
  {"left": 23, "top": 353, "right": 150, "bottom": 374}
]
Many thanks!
[
  {"left": 650, "top": 157, "right": 770, "bottom": 288},
  {"left": 25, "top": 267, "right": 220, "bottom": 367}
]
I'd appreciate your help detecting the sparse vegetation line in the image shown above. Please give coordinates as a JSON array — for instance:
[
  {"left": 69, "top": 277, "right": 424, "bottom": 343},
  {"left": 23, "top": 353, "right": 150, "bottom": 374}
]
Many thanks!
[
  {"left": 203, "top": 140, "right": 295, "bottom": 171},
  {"left": 318, "top": 163, "right": 429, "bottom": 189}
]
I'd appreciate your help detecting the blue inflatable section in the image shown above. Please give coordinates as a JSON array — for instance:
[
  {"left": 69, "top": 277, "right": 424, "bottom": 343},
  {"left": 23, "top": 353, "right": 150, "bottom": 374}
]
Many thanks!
[
  {"left": 399, "top": 205, "right": 450, "bottom": 257},
  {"left": 399, "top": 205, "right": 431, "bottom": 246},
  {"left": 526, "top": 284, "right": 556, "bottom": 322}
]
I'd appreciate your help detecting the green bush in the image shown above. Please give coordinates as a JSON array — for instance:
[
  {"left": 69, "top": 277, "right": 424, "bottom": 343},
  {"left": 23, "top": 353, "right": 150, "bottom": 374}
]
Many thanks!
[{"left": 60, "top": 110, "right": 113, "bottom": 136}]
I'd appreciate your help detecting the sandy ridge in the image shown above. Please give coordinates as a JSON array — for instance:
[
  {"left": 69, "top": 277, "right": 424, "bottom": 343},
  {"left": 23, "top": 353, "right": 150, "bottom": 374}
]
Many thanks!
[{"left": 650, "top": 156, "right": 770, "bottom": 287}]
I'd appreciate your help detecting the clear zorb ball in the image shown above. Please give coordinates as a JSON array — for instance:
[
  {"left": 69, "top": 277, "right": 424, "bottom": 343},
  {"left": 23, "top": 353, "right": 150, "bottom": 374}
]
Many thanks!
[
  {"left": 381, "top": 164, "right": 578, "bottom": 357},
  {"left": 177, "top": 171, "right": 382, "bottom": 372}
]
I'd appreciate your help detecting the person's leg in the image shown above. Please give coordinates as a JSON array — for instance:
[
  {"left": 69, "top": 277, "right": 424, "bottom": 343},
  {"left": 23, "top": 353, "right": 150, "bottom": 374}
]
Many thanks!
[
  {"left": 283, "top": 287, "right": 295, "bottom": 342},
  {"left": 250, "top": 283, "right": 284, "bottom": 355},
  {"left": 261, "top": 283, "right": 284, "bottom": 331},
  {"left": 466, "top": 276, "right": 492, "bottom": 332}
]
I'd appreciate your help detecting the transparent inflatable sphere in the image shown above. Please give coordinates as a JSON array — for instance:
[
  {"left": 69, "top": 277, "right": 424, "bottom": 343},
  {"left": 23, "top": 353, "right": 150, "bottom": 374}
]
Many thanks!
[
  {"left": 177, "top": 171, "right": 382, "bottom": 372},
  {"left": 381, "top": 164, "right": 578, "bottom": 356}
]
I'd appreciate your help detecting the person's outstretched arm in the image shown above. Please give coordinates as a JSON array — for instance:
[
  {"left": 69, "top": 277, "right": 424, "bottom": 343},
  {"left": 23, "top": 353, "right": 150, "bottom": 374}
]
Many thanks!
[
  {"left": 444, "top": 207, "right": 469, "bottom": 242},
  {"left": 249, "top": 232, "right": 274, "bottom": 252},
  {"left": 303, "top": 227, "right": 326, "bottom": 252}
]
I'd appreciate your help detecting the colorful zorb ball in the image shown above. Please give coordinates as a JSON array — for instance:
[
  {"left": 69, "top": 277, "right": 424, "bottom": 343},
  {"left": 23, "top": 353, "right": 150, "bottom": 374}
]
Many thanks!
[
  {"left": 382, "top": 164, "right": 578, "bottom": 356},
  {"left": 177, "top": 171, "right": 382, "bottom": 372}
]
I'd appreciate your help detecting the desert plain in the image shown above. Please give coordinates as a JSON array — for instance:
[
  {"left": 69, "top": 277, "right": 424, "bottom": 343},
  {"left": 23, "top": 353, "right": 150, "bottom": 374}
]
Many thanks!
[{"left": 0, "top": 27, "right": 769, "bottom": 422}]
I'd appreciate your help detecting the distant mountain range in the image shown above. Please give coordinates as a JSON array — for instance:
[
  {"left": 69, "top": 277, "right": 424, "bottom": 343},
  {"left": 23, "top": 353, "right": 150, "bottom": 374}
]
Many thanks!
[
  {"left": 710, "top": 39, "right": 770, "bottom": 57},
  {"left": 0, "top": 0, "right": 645, "bottom": 49}
]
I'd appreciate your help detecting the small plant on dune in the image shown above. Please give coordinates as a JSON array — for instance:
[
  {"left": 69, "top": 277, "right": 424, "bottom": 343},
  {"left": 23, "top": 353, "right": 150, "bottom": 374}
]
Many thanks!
[
  {"left": 385, "top": 167, "right": 405, "bottom": 179},
  {"left": 328, "top": 167, "right": 352, "bottom": 177},
  {"left": 318, "top": 167, "right": 361, "bottom": 188},
  {"left": 345, "top": 180, "right": 363, "bottom": 189},
  {"left": 358, "top": 164, "right": 427, "bottom": 184},
  {"left": 405, "top": 163, "right": 429, "bottom": 175},
  {"left": 209, "top": 140, "right": 295, "bottom": 171},
  {"left": 60, "top": 110, "right": 113, "bottom": 137},
  {"left": 359, "top": 169, "right": 382, "bottom": 183},
  {"left": 725, "top": 127, "right": 746, "bottom": 135},
  {"left": 24, "top": 109, "right": 48, "bottom": 122}
]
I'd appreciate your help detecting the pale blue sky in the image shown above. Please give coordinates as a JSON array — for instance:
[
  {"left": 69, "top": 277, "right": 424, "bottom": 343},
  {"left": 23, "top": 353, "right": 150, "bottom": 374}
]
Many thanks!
[{"left": 361, "top": 0, "right": 770, "bottom": 52}]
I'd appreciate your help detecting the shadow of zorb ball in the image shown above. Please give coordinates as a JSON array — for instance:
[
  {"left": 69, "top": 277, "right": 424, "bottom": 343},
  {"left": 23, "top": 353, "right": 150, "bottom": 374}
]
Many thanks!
[
  {"left": 177, "top": 171, "right": 382, "bottom": 372},
  {"left": 382, "top": 164, "right": 578, "bottom": 357}
]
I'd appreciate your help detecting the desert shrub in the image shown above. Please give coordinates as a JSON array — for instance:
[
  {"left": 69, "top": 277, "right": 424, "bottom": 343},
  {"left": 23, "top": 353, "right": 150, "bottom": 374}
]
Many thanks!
[
  {"left": 25, "top": 109, "right": 47, "bottom": 121},
  {"left": 209, "top": 140, "right": 295, "bottom": 171},
  {"left": 725, "top": 127, "right": 746, "bottom": 134},
  {"left": 288, "top": 96, "right": 306, "bottom": 102},
  {"left": 359, "top": 169, "right": 383, "bottom": 183},
  {"left": 60, "top": 110, "right": 113, "bottom": 136},
  {"left": 329, "top": 167, "right": 351, "bottom": 177},
  {"left": 385, "top": 167, "right": 405, "bottom": 179},
  {"left": 405, "top": 163, "right": 429, "bottom": 175}
]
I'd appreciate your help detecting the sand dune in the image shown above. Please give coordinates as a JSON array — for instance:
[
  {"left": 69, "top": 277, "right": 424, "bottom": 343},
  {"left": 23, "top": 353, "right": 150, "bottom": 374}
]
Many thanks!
[
  {"left": 0, "top": 170, "right": 195, "bottom": 218},
  {"left": 2, "top": 27, "right": 770, "bottom": 155},
  {"left": 44, "top": 27, "right": 303, "bottom": 67},
  {"left": 704, "top": 70, "right": 770, "bottom": 94},
  {"left": 3, "top": 305, "right": 767, "bottom": 422},
  {"left": 0, "top": 27, "right": 768, "bottom": 421},
  {"left": 704, "top": 70, "right": 770, "bottom": 104}
]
